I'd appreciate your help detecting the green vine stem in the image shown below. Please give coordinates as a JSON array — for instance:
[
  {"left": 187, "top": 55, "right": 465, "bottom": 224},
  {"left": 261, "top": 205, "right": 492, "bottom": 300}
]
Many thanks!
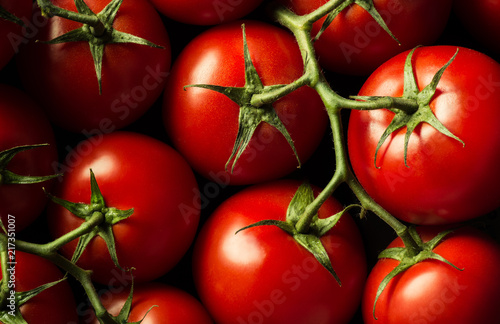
[{"left": 36, "top": 0, "right": 103, "bottom": 29}]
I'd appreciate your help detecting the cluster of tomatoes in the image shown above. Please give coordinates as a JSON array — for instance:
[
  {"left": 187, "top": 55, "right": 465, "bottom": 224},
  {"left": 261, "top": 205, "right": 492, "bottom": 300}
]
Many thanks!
[{"left": 1, "top": 0, "right": 500, "bottom": 323}]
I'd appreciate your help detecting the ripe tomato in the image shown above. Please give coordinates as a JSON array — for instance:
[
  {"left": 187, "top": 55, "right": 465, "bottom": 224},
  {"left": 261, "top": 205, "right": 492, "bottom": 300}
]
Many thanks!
[
  {"left": 0, "top": 84, "right": 58, "bottom": 232},
  {"left": 348, "top": 46, "right": 500, "bottom": 225},
  {"left": 192, "top": 180, "right": 367, "bottom": 324},
  {"left": 16, "top": 0, "right": 170, "bottom": 133},
  {"left": 47, "top": 131, "right": 200, "bottom": 284},
  {"left": 278, "top": 0, "right": 453, "bottom": 75},
  {"left": 454, "top": 0, "right": 500, "bottom": 54},
  {"left": 163, "top": 20, "right": 328, "bottom": 185},
  {"left": 0, "top": 0, "right": 32, "bottom": 70},
  {"left": 149, "top": 0, "right": 264, "bottom": 25},
  {"left": 362, "top": 226, "right": 500, "bottom": 323},
  {"left": 0, "top": 250, "right": 78, "bottom": 323},
  {"left": 87, "top": 283, "right": 213, "bottom": 323}
]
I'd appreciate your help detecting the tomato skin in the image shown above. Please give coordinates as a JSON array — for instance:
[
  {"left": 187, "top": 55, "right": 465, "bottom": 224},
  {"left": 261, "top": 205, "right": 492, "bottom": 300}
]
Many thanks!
[
  {"left": 278, "top": 0, "right": 452, "bottom": 75},
  {"left": 148, "top": 0, "right": 264, "bottom": 25},
  {"left": 87, "top": 283, "right": 213, "bottom": 324},
  {"left": 362, "top": 226, "right": 500, "bottom": 324},
  {"left": 47, "top": 131, "right": 200, "bottom": 284},
  {"left": 192, "top": 180, "right": 367, "bottom": 324},
  {"left": 0, "top": 84, "right": 58, "bottom": 232},
  {"left": 163, "top": 20, "right": 328, "bottom": 185},
  {"left": 0, "top": 251, "right": 78, "bottom": 323},
  {"left": 347, "top": 46, "right": 500, "bottom": 225},
  {"left": 16, "top": 0, "right": 170, "bottom": 133},
  {"left": 0, "top": 0, "right": 32, "bottom": 70}
]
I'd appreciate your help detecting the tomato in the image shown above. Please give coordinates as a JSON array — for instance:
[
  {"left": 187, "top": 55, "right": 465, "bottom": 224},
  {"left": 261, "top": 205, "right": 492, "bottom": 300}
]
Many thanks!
[
  {"left": 192, "top": 180, "right": 367, "bottom": 324},
  {"left": 149, "top": 0, "right": 264, "bottom": 25},
  {"left": 362, "top": 226, "right": 500, "bottom": 323},
  {"left": 347, "top": 46, "right": 500, "bottom": 225},
  {"left": 277, "top": 0, "right": 453, "bottom": 75},
  {"left": 0, "top": 84, "right": 58, "bottom": 232},
  {"left": 0, "top": 0, "right": 32, "bottom": 70},
  {"left": 454, "top": 0, "right": 500, "bottom": 54},
  {"left": 16, "top": 0, "right": 170, "bottom": 133},
  {"left": 47, "top": 131, "right": 200, "bottom": 284},
  {"left": 0, "top": 250, "right": 78, "bottom": 323},
  {"left": 86, "top": 283, "right": 213, "bottom": 323},
  {"left": 163, "top": 20, "right": 328, "bottom": 185}
]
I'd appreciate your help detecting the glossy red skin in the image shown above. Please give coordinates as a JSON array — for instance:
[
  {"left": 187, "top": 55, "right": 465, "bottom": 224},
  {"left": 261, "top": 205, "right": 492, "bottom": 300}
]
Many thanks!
[
  {"left": 88, "top": 283, "right": 213, "bottom": 324},
  {"left": 192, "top": 180, "right": 367, "bottom": 324},
  {"left": 149, "top": 0, "right": 264, "bottom": 25},
  {"left": 163, "top": 21, "right": 328, "bottom": 185},
  {"left": 0, "top": 251, "right": 78, "bottom": 323},
  {"left": 348, "top": 46, "right": 500, "bottom": 225},
  {"left": 0, "top": 84, "right": 57, "bottom": 232},
  {"left": 278, "top": 0, "right": 452, "bottom": 75},
  {"left": 0, "top": 0, "right": 32, "bottom": 70},
  {"left": 454, "top": 0, "right": 500, "bottom": 54},
  {"left": 16, "top": 0, "right": 170, "bottom": 133},
  {"left": 47, "top": 132, "right": 200, "bottom": 284},
  {"left": 362, "top": 226, "right": 500, "bottom": 323}
]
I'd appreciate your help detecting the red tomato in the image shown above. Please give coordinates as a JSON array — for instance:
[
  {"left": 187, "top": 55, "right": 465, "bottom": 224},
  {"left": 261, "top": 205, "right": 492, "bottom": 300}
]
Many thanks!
[
  {"left": 47, "top": 131, "right": 200, "bottom": 284},
  {"left": 192, "top": 180, "right": 367, "bottom": 324},
  {"left": 0, "top": 0, "right": 32, "bottom": 70},
  {"left": 16, "top": 0, "right": 170, "bottom": 133},
  {"left": 0, "top": 250, "right": 78, "bottom": 323},
  {"left": 163, "top": 20, "right": 328, "bottom": 185},
  {"left": 149, "top": 0, "right": 264, "bottom": 25},
  {"left": 87, "top": 283, "right": 213, "bottom": 324},
  {"left": 454, "top": 0, "right": 500, "bottom": 54},
  {"left": 362, "top": 226, "right": 500, "bottom": 323},
  {"left": 348, "top": 46, "right": 500, "bottom": 225},
  {"left": 278, "top": 0, "right": 453, "bottom": 75},
  {"left": 0, "top": 84, "right": 58, "bottom": 232}
]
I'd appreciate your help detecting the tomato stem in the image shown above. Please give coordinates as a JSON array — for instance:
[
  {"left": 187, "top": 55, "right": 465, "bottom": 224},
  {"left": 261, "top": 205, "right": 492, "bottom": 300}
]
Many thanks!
[{"left": 36, "top": 0, "right": 105, "bottom": 32}]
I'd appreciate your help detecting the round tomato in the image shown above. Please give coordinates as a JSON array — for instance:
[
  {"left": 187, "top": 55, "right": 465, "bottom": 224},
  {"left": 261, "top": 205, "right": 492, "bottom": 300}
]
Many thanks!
[
  {"left": 163, "top": 20, "right": 328, "bottom": 185},
  {"left": 16, "top": 0, "right": 170, "bottom": 133},
  {"left": 87, "top": 283, "right": 213, "bottom": 323},
  {"left": 0, "top": 250, "right": 78, "bottom": 323},
  {"left": 0, "top": 84, "right": 58, "bottom": 232},
  {"left": 348, "top": 46, "right": 500, "bottom": 225},
  {"left": 278, "top": 0, "right": 453, "bottom": 75},
  {"left": 192, "top": 180, "right": 367, "bottom": 324},
  {"left": 47, "top": 131, "right": 200, "bottom": 284},
  {"left": 149, "top": 0, "right": 264, "bottom": 25},
  {"left": 0, "top": 0, "right": 32, "bottom": 70},
  {"left": 362, "top": 226, "right": 500, "bottom": 323},
  {"left": 454, "top": 0, "right": 500, "bottom": 54}
]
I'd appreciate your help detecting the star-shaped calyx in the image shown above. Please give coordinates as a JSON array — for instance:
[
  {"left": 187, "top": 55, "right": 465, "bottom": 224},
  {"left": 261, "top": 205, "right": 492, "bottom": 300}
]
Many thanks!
[
  {"left": 0, "top": 4, "right": 24, "bottom": 26},
  {"left": 352, "top": 47, "right": 465, "bottom": 168},
  {"left": 185, "top": 24, "right": 300, "bottom": 173},
  {"left": 43, "top": 0, "right": 163, "bottom": 94}
]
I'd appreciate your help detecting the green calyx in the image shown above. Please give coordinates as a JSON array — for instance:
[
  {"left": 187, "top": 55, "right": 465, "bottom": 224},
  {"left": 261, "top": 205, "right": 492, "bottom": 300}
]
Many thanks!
[
  {"left": 371, "top": 226, "right": 463, "bottom": 320},
  {"left": 42, "top": 0, "right": 163, "bottom": 94},
  {"left": 352, "top": 46, "right": 464, "bottom": 168},
  {"left": 315, "top": 0, "right": 400, "bottom": 44},
  {"left": 0, "top": 4, "right": 24, "bottom": 26},
  {"left": 185, "top": 24, "right": 300, "bottom": 174},
  {"left": 236, "top": 182, "right": 360, "bottom": 286},
  {"left": 0, "top": 144, "right": 60, "bottom": 186},
  {"left": 45, "top": 169, "right": 133, "bottom": 269}
]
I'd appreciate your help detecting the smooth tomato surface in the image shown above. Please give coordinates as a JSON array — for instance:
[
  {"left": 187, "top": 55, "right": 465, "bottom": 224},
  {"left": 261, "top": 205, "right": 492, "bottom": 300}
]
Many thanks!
[
  {"left": 16, "top": 0, "right": 171, "bottom": 133},
  {"left": 1, "top": 251, "right": 78, "bottom": 323},
  {"left": 88, "top": 283, "right": 213, "bottom": 324},
  {"left": 163, "top": 20, "right": 327, "bottom": 185},
  {"left": 0, "top": 84, "right": 58, "bottom": 232},
  {"left": 149, "top": 0, "right": 264, "bottom": 25},
  {"left": 0, "top": 0, "right": 32, "bottom": 70},
  {"left": 47, "top": 132, "right": 200, "bottom": 284},
  {"left": 192, "top": 180, "right": 367, "bottom": 324},
  {"left": 278, "top": 0, "right": 452, "bottom": 75},
  {"left": 362, "top": 227, "right": 500, "bottom": 323},
  {"left": 348, "top": 46, "right": 500, "bottom": 225}
]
